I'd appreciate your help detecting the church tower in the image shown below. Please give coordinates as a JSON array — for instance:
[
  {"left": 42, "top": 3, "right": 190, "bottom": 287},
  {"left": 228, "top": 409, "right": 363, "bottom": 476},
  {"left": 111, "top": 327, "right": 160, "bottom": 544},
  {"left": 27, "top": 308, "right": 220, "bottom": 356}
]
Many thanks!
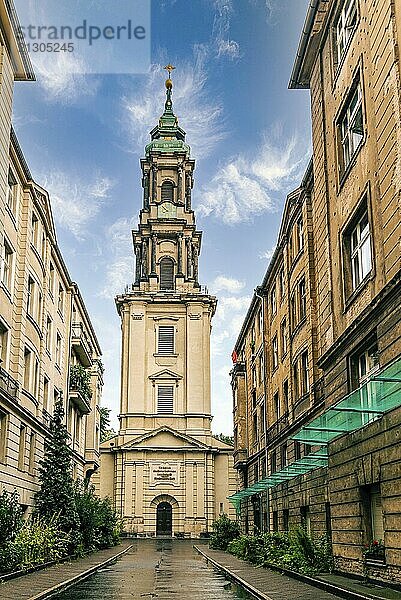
[{"left": 96, "top": 68, "right": 236, "bottom": 537}]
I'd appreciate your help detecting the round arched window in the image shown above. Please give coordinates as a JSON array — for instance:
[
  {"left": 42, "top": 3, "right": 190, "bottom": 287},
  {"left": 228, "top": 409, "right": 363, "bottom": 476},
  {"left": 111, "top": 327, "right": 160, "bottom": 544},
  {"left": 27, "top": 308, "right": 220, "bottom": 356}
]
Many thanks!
[
  {"left": 161, "top": 181, "right": 174, "bottom": 202},
  {"left": 160, "top": 257, "right": 174, "bottom": 290}
]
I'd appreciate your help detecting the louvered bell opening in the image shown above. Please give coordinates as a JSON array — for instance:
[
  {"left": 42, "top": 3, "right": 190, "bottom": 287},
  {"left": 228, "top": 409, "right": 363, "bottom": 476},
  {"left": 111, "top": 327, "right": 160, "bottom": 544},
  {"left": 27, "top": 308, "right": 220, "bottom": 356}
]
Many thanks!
[
  {"left": 161, "top": 181, "right": 174, "bottom": 202},
  {"left": 160, "top": 258, "right": 174, "bottom": 290},
  {"left": 158, "top": 326, "right": 174, "bottom": 354},
  {"left": 157, "top": 385, "right": 174, "bottom": 414}
]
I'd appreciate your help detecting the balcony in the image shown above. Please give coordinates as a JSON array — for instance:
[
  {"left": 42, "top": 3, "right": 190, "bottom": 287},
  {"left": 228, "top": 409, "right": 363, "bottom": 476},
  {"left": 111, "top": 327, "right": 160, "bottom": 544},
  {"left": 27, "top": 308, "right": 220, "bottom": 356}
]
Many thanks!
[
  {"left": 233, "top": 448, "right": 248, "bottom": 469},
  {"left": 0, "top": 365, "right": 18, "bottom": 399},
  {"left": 71, "top": 323, "right": 93, "bottom": 367},
  {"left": 69, "top": 365, "right": 92, "bottom": 415},
  {"left": 266, "top": 411, "right": 289, "bottom": 445}
]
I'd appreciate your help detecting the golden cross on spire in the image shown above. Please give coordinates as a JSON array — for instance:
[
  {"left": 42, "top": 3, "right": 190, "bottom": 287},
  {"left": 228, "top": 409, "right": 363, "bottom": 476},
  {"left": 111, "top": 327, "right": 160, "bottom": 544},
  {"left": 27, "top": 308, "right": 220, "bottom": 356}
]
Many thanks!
[{"left": 164, "top": 64, "right": 176, "bottom": 77}]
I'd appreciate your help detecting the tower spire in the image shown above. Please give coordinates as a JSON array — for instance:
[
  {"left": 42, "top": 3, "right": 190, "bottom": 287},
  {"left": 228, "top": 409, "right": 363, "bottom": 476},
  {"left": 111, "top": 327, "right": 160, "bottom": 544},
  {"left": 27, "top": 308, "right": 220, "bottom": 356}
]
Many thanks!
[{"left": 145, "top": 63, "right": 190, "bottom": 156}]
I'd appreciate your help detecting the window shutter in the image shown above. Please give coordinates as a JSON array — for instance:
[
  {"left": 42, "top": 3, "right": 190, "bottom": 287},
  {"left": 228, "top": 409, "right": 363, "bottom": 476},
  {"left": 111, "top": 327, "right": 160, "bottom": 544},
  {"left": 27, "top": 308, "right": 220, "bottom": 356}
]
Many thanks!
[
  {"left": 161, "top": 181, "right": 174, "bottom": 202},
  {"left": 158, "top": 326, "right": 174, "bottom": 354},
  {"left": 157, "top": 385, "right": 174, "bottom": 413},
  {"left": 160, "top": 258, "right": 174, "bottom": 290}
]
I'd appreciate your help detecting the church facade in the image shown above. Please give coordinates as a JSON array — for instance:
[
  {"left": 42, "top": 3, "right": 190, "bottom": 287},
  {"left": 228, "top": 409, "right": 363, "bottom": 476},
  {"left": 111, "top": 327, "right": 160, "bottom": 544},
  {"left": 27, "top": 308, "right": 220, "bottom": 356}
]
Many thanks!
[{"left": 95, "top": 71, "right": 236, "bottom": 537}]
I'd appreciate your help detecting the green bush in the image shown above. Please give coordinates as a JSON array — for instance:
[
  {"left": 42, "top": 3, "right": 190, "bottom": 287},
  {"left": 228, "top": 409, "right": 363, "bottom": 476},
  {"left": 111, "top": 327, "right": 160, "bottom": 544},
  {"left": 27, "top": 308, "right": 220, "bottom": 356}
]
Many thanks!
[
  {"left": 0, "top": 489, "right": 23, "bottom": 547},
  {"left": 227, "top": 528, "right": 333, "bottom": 576},
  {"left": 74, "top": 481, "right": 122, "bottom": 552},
  {"left": 210, "top": 514, "right": 241, "bottom": 550},
  {"left": 0, "top": 515, "right": 69, "bottom": 573}
]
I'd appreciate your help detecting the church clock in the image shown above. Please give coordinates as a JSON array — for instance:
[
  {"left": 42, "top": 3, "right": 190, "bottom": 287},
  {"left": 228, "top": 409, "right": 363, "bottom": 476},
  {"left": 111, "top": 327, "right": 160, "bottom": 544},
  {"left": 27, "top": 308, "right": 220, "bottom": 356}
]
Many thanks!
[{"left": 158, "top": 201, "right": 177, "bottom": 219}]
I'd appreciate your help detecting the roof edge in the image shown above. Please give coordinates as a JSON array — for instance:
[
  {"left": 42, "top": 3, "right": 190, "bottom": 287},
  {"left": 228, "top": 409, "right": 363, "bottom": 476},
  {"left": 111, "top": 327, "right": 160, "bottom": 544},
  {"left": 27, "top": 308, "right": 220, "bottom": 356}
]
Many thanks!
[{"left": 289, "top": 0, "right": 320, "bottom": 90}]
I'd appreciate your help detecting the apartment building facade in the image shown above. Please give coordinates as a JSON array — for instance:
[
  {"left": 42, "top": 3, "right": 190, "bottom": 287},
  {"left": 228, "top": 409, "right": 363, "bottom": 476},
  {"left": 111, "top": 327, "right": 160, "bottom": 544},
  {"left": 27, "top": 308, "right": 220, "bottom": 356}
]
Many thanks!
[
  {"left": 0, "top": 0, "right": 102, "bottom": 511},
  {"left": 231, "top": 0, "right": 401, "bottom": 583}
]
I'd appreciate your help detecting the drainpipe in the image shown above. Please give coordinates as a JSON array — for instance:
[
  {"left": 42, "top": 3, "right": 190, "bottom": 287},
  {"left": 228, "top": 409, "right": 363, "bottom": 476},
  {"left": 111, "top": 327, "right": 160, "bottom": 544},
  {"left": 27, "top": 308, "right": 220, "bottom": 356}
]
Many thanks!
[{"left": 255, "top": 286, "right": 270, "bottom": 533}]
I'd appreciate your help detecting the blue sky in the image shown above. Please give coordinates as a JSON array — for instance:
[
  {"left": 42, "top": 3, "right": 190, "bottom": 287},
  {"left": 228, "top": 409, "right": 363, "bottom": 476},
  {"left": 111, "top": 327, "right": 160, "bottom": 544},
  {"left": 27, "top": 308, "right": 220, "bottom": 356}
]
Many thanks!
[{"left": 13, "top": 0, "right": 311, "bottom": 434}]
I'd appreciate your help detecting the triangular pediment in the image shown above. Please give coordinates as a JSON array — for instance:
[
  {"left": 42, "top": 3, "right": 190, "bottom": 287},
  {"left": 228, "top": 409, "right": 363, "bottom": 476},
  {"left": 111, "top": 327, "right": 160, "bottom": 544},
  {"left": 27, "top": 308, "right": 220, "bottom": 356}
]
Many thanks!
[
  {"left": 121, "top": 426, "right": 210, "bottom": 451},
  {"left": 149, "top": 369, "right": 182, "bottom": 381}
]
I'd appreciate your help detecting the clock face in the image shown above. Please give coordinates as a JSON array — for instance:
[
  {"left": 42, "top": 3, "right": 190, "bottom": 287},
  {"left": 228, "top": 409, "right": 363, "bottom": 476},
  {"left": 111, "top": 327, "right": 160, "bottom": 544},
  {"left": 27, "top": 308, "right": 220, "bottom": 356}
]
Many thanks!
[{"left": 158, "top": 202, "right": 177, "bottom": 219}]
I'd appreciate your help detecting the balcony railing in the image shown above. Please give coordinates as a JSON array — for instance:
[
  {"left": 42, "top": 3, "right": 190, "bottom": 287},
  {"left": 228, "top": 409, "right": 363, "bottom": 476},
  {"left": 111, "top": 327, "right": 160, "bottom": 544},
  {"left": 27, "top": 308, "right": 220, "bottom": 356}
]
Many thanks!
[
  {"left": 266, "top": 411, "right": 289, "bottom": 444},
  {"left": 71, "top": 323, "right": 93, "bottom": 367},
  {"left": 69, "top": 386, "right": 91, "bottom": 415},
  {"left": 0, "top": 365, "right": 18, "bottom": 399}
]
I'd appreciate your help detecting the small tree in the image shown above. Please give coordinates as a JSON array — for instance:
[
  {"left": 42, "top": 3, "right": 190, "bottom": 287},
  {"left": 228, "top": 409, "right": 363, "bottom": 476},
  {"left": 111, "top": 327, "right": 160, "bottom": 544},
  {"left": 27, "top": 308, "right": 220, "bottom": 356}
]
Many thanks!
[
  {"left": 34, "top": 396, "right": 79, "bottom": 537},
  {"left": 213, "top": 433, "right": 234, "bottom": 446},
  {"left": 99, "top": 406, "right": 116, "bottom": 443},
  {"left": 210, "top": 513, "right": 241, "bottom": 550}
]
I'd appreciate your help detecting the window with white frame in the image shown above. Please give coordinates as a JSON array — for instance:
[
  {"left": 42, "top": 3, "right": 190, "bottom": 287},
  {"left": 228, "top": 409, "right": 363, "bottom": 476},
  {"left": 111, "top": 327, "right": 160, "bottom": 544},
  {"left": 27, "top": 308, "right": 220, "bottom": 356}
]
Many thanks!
[
  {"left": 335, "top": 0, "right": 357, "bottom": 65},
  {"left": 27, "top": 276, "right": 35, "bottom": 316},
  {"left": 7, "top": 169, "right": 18, "bottom": 215},
  {"left": 273, "top": 391, "right": 280, "bottom": 420},
  {"left": 296, "top": 216, "right": 304, "bottom": 253},
  {"left": 58, "top": 283, "right": 64, "bottom": 314},
  {"left": 272, "top": 335, "right": 278, "bottom": 370},
  {"left": 259, "top": 353, "right": 264, "bottom": 384},
  {"left": 299, "top": 278, "right": 307, "bottom": 321},
  {"left": 43, "top": 377, "right": 50, "bottom": 412},
  {"left": 279, "top": 267, "right": 285, "bottom": 301},
  {"left": 339, "top": 81, "right": 364, "bottom": 171},
  {"left": 31, "top": 213, "right": 40, "bottom": 250},
  {"left": 350, "top": 211, "right": 372, "bottom": 290},
  {"left": 46, "top": 316, "right": 52, "bottom": 354},
  {"left": 290, "top": 291, "right": 297, "bottom": 330},
  {"left": 29, "top": 431, "right": 36, "bottom": 473},
  {"left": 0, "top": 408, "right": 8, "bottom": 462},
  {"left": 301, "top": 350, "right": 310, "bottom": 395},
  {"left": 281, "top": 318, "right": 287, "bottom": 357},
  {"left": 18, "top": 423, "right": 26, "bottom": 470},
  {"left": 0, "top": 322, "right": 8, "bottom": 366},
  {"left": 55, "top": 333, "right": 62, "bottom": 367},
  {"left": 258, "top": 308, "right": 263, "bottom": 336},
  {"left": 158, "top": 325, "right": 175, "bottom": 355},
  {"left": 1, "top": 238, "right": 13, "bottom": 290},
  {"left": 270, "top": 285, "right": 277, "bottom": 316},
  {"left": 157, "top": 385, "right": 174, "bottom": 414},
  {"left": 23, "top": 347, "right": 32, "bottom": 391},
  {"left": 49, "top": 263, "right": 55, "bottom": 298}
]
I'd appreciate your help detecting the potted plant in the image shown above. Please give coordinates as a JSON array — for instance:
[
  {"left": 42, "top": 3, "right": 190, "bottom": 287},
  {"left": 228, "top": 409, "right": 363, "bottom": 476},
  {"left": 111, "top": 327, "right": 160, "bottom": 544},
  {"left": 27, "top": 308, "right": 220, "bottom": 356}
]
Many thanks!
[{"left": 363, "top": 540, "right": 385, "bottom": 563}]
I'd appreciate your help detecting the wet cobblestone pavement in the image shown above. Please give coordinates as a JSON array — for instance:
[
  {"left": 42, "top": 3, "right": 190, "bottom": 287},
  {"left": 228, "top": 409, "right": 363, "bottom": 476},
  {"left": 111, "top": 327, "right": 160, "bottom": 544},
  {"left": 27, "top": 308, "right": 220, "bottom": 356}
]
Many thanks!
[{"left": 56, "top": 539, "right": 252, "bottom": 599}]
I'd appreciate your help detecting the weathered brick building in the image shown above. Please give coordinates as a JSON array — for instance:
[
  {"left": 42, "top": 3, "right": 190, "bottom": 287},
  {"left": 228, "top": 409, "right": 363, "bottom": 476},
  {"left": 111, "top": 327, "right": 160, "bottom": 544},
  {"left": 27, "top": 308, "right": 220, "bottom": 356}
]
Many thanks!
[{"left": 231, "top": 0, "right": 401, "bottom": 583}]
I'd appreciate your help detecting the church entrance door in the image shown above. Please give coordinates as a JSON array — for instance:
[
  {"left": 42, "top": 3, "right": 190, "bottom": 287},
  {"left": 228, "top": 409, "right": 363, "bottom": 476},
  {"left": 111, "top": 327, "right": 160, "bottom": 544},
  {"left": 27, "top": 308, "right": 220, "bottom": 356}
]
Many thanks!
[{"left": 156, "top": 502, "right": 172, "bottom": 536}]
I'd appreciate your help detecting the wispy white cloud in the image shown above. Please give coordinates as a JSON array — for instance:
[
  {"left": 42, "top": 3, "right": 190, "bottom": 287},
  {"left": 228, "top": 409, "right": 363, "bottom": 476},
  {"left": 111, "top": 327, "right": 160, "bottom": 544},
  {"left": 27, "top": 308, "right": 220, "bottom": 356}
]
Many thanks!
[
  {"left": 32, "top": 52, "right": 99, "bottom": 104},
  {"left": 197, "top": 132, "right": 305, "bottom": 224},
  {"left": 211, "top": 275, "right": 245, "bottom": 294},
  {"left": 259, "top": 246, "right": 276, "bottom": 261},
  {"left": 124, "top": 50, "right": 226, "bottom": 160},
  {"left": 212, "top": 0, "right": 241, "bottom": 60},
  {"left": 99, "top": 217, "right": 136, "bottom": 299},
  {"left": 42, "top": 171, "right": 113, "bottom": 238},
  {"left": 211, "top": 294, "right": 251, "bottom": 358}
]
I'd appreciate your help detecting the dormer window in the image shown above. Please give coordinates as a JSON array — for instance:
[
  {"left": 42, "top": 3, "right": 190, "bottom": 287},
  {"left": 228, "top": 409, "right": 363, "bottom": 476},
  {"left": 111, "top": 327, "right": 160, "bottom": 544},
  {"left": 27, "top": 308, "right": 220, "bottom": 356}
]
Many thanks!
[{"left": 161, "top": 181, "right": 174, "bottom": 202}]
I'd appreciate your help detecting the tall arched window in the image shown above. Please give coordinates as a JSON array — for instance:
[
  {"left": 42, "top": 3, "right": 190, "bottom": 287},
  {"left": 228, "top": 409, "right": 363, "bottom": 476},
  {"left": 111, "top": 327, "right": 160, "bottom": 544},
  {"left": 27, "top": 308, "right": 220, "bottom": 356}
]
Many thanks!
[
  {"left": 161, "top": 181, "right": 174, "bottom": 202},
  {"left": 160, "top": 257, "right": 174, "bottom": 290}
]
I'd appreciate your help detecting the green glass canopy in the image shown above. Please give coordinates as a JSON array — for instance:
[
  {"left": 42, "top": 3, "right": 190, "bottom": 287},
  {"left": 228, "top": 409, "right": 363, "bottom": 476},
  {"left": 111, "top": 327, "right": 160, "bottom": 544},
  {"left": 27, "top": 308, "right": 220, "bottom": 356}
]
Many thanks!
[
  {"left": 292, "top": 358, "right": 401, "bottom": 446},
  {"left": 228, "top": 358, "right": 401, "bottom": 510},
  {"left": 228, "top": 448, "right": 328, "bottom": 509}
]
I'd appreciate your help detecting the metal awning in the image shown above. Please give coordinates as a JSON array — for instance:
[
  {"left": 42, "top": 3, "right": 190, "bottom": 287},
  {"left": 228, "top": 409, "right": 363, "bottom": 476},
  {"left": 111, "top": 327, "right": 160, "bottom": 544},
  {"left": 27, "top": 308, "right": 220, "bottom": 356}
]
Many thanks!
[
  {"left": 228, "top": 358, "right": 401, "bottom": 510},
  {"left": 292, "top": 358, "right": 401, "bottom": 446}
]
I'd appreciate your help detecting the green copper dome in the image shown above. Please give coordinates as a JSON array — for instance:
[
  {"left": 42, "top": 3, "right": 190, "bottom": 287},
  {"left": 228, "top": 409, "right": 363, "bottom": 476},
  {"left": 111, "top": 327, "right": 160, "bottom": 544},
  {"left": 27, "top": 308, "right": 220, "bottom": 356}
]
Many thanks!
[{"left": 145, "top": 79, "right": 191, "bottom": 157}]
